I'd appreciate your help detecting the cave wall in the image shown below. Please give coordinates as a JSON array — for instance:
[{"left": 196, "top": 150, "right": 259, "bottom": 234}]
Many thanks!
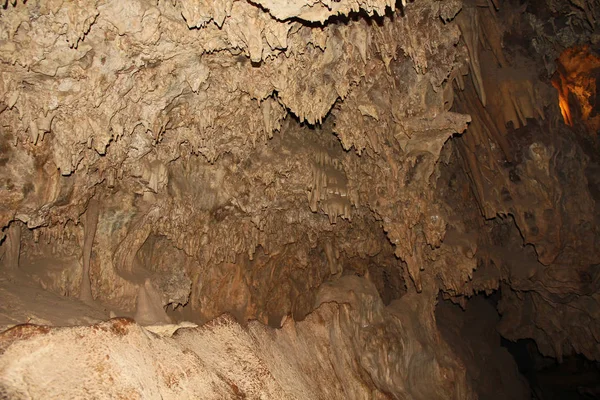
[{"left": 446, "top": 0, "right": 600, "bottom": 362}]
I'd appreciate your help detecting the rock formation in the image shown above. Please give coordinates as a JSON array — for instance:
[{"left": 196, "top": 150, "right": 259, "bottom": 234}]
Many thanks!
[{"left": 0, "top": 0, "right": 599, "bottom": 398}]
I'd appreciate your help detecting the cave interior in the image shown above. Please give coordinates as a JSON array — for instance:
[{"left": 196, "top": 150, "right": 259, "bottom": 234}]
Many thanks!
[{"left": 1, "top": 0, "right": 600, "bottom": 398}]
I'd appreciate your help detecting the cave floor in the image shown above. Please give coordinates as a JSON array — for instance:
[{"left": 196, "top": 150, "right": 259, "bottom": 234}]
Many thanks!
[{"left": 0, "top": 270, "right": 111, "bottom": 331}]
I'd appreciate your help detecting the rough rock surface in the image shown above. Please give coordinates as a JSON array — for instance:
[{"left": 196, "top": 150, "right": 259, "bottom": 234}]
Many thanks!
[
  {"left": 0, "top": 0, "right": 474, "bottom": 327},
  {"left": 437, "top": 295, "right": 531, "bottom": 400},
  {"left": 0, "top": 0, "right": 599, "bottom": 397},
  {"left": 447, "top": 1, "right": 600, "bottom": 362},
  {"left": 1, "top": 277, "right": 475, "bottom": 400}
]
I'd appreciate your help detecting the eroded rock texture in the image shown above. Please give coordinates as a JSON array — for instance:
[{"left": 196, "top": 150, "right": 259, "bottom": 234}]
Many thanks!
[
  {"left": 446, "top": 1, "right": 600, "bottom": 363},
  {"left": 0, "top": 277, "right": 475, "bottom": 400},
  {"left": 0, "top": 0, "right": 599, "bottom": 397},
  {"left": 0, "top": 0, "right": 473, "bottom": 324}
]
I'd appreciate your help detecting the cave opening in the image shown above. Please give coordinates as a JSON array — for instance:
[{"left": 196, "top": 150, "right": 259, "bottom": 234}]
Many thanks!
[{"left": 1, "top": 0, "right": 600, "bottom": 398}]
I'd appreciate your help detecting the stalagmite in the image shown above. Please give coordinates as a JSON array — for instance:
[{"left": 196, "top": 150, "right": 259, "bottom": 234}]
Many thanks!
[
  {"left": 80, "top": 199, "right": 99, "bottom": 303},
  {"left": 134, "top": 278, "right": 172, "bottom": 326},
  {"left": 4, "top": 222, "right": 21, "bottom": 270}
]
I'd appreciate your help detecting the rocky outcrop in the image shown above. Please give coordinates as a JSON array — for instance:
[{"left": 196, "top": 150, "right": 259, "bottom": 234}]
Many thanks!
[{"left": 0, "top": 277, "right": 475, "bottom": 400}]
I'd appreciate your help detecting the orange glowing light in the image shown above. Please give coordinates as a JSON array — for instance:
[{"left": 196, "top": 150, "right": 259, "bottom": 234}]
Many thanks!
[
  {"left": 552, "top": 75, "right": 573, "bottom": 126},
  {"left": 558, "top": 94, "right": 573, "bottom": 126},
  {"left": 552, "top": 46, "right": 600, "bottom": 129}
]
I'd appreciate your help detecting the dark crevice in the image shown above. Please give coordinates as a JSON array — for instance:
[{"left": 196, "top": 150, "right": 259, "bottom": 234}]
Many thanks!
[{"left": 502, "top": 337, "right": 600, "bottom": 400}]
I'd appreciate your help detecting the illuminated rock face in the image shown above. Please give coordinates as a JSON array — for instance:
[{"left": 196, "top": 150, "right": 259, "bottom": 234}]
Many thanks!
[
  {"left": 0, "top": 0, "right": 599, "bottom": 397},
  {"left": 552, "top": 46, "right": 600, "bottom": 131},
  {"left": 0, "top": 278, "right": 477, "bottom": 400}
]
